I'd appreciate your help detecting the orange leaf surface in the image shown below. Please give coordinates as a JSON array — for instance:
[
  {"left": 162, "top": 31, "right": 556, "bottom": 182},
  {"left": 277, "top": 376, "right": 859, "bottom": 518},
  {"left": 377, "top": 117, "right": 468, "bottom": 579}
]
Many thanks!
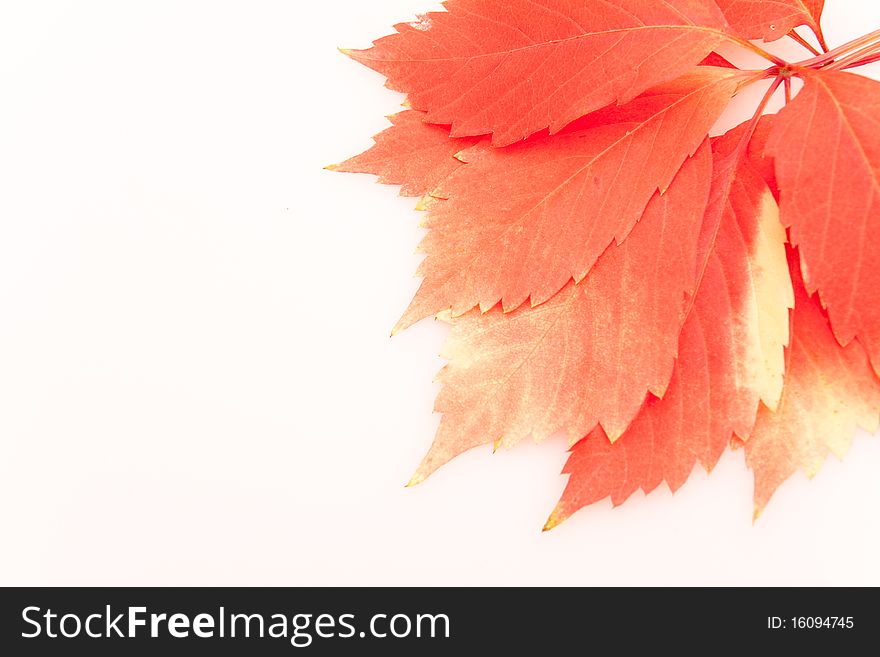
[
  {"left": 397, "top": 68, "right": 741, "bottom": 331},
  {"left": 745, "top": 251, "right": 880, "bottom": 516},
  {"left": 547, "top": 123, "right": 793, "bottom": 524},
  {"left": 409, "top": 143, "right": 713, "bottom": 485},
  {"left": 716, "top": 0, "right": 825, "bottom": 43},
  {"left": 331, "top": 110, "right": 477, "bottom": 197},
  {"left": 336, "top": 0, "right": 880, "bottom": 524},
  {"left": 746, "top": 115, "right": 778, "bottom": 200},
  {"left": 767, "top": 70, "right": 880, "bottom": 374},
  {"left": 345, "top": 0, "right": 731, "bottom": 145}
]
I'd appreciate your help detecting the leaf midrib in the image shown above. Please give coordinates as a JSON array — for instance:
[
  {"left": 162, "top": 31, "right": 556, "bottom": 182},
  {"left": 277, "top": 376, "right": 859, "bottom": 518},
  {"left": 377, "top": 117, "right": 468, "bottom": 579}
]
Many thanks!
[{"left": 360, "top": 24, "right": 727, "bottom": 64}]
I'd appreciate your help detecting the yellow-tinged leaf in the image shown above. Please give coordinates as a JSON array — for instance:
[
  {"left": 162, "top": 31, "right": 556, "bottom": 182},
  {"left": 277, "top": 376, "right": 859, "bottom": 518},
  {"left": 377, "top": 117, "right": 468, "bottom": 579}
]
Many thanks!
[
  {"left": 410, "top": 143, "right": 714, "bottom": 484},
  {"left": 746, "top": 252, "right": 880, "bottom": 515}
]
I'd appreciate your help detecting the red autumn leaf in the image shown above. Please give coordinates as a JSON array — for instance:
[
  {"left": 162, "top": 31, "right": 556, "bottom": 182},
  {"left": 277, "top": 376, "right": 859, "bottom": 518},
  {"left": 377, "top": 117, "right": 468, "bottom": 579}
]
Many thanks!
[
  {"left": 767, "top": 70, "right": 880, "bottom": 375},
  {"left": 344, "top": 0, "right": 731, "bottom": 145},
  {"left": 397, "top": 68, "right": 741, "bottom": 330},
  {"left": 745, "top": 250, "right": 880, "bottom": 516},
  {"left": 716, "top": 0, "right": 826, "bottom": 45},
  {"left": 410, "top": 143, "right": 712, "bottom": 484},
  {"left": 330, "top": 110, "right": 476, "bottom": 197},
  {"left": 546, "top": 123, "right": 792, "bottom": 524},
  {"left": 336, "top": 1, "right": 880, "bottom": 525}
]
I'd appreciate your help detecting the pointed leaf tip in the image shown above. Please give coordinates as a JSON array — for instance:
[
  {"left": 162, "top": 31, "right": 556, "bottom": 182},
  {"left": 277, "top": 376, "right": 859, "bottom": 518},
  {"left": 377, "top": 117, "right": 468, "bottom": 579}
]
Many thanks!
[
  {"left": 753, "top": 504, "right": 763, "bottom": 524},
  {"left": 331, "top": 110, "right": 475, "bottom": 199},
  {"left": 543, "top": 506, "right": 567, "bottom": 532},
  {"left": 390, "top": 318, "right": 407, "bottom": 337}
]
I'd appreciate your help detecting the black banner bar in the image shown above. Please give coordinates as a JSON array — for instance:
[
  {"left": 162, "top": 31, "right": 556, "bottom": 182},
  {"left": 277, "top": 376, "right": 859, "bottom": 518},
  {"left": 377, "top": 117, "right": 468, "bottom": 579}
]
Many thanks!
[{"left": 0, "top": 587, "right": 875, "bottom": 655}]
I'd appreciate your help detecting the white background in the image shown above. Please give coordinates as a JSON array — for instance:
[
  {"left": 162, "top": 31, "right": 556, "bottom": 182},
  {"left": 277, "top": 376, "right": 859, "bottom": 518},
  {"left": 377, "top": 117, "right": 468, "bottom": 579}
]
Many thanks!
[{"left": 1, "top": 1, "right": 878, "bottom": 586}]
